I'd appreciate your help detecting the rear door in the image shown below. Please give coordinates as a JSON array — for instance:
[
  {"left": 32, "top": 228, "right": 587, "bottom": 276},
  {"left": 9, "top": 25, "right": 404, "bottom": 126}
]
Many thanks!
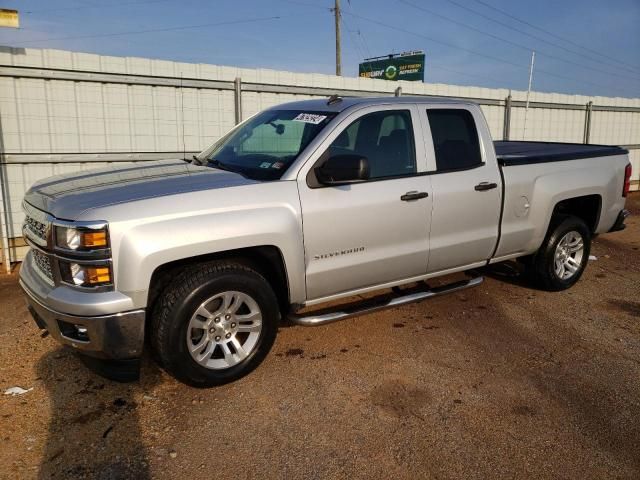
[
  {"left": 298, "top": 104, "right": 433, "bottom": 301},
  {"left": 420, "top": 106, "right": 502, "bottom": 273}
]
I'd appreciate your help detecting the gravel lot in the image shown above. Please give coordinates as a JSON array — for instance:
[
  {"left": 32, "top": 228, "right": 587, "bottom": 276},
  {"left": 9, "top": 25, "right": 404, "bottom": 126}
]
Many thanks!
[{"left": 1, "top": 193, "right": 639, "bottom": 480}]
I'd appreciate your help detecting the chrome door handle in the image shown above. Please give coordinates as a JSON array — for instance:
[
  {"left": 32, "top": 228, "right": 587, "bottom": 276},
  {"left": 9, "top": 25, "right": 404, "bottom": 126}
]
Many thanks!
[
  {"left": 401, "top": 191, "right": 429, "bottom": 201},
  {"left": 474, "top": 182, "right": 498, "bottom": 191}
]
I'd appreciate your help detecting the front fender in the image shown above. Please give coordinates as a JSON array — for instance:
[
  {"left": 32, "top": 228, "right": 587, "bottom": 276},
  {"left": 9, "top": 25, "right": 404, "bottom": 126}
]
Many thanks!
[
  {"left": 88, "top": 182, "right": 307, "bottom": 309},
  {"left": 115, "top": 205, "right": 305, "bottom": 308}
]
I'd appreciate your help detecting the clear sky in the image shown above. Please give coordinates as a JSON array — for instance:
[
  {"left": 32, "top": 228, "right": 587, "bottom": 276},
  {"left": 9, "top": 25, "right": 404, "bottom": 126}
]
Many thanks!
[{"left": 1, "top": 0, "right": 639, "bottom": 97}]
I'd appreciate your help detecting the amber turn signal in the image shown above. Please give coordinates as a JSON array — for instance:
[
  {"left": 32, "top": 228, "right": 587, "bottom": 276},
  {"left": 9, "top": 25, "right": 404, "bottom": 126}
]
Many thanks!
[
  {"left": 82, "top": 231, "right": 108, "bottom": 248},
  {"left": 86, "top": 266, "right": 111, "bottom": 284}
]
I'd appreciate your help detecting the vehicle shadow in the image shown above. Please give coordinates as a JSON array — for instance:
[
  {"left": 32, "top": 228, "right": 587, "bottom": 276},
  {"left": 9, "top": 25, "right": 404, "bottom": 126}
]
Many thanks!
[{"left": 36, "top": 349, "right": 161, "bottom": 479}]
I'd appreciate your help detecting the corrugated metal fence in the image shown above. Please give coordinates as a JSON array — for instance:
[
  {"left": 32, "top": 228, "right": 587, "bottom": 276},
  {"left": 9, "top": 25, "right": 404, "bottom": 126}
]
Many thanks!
[{"left": 1, "top": 47, "right": 639, "bottom": 271}]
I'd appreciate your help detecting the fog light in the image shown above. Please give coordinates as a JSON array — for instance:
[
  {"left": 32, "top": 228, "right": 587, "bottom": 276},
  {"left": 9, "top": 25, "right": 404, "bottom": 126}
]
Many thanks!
[{"left": 57, "top": 320, "right": 90, "bottom": 342}]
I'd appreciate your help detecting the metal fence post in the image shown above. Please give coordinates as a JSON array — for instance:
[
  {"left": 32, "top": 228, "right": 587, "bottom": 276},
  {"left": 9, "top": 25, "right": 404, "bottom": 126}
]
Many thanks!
[
  {"left": 0, "top": 166, "right": 12, "bottom": 274},
  {"left": 234, "top": 77, "right": 242, "bottom": 125},
  {"left": 0, "top": 114, "right": 12, "bottom": 274},
  {"left": 583, "top": 101, "right": 593, "bottom": 144},
  {"left": 503, "top": 94, "right": 512, "bottom": 141}
]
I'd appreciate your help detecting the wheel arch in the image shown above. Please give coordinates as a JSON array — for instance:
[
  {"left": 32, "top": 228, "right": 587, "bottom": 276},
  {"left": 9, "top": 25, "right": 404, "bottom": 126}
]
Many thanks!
[
  {"left": 146, "top": 245, "right": 291, "bottom": 319},
  {"left": 549, "top": 194, "right": 602, "bottom": 234}
]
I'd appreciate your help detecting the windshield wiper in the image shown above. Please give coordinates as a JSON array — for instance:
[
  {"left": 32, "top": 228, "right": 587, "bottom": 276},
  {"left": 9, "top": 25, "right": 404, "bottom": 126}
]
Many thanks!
[
  {"left": 207, "top": 158, "right": 240, "bottom": 174},
  {"left": 183, "top": 155, "right": 204, "bottom": 165}
]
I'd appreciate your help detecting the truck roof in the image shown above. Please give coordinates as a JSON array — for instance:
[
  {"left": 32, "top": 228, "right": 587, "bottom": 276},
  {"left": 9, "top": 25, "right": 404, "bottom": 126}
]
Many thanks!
[{"left": 270, "top": 96, "right": 476, "bottom": 113}]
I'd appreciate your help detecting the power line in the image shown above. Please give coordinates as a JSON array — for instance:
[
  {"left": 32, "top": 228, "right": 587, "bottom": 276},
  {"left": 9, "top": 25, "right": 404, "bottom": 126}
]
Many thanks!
[
  {"left": 278, "top": 0, "right": 332, "bottom": 10},
  {"left": 24, "top": 0, "right": 172, "bottom": 14},
  {"left": 341, "top": 15, "right": 367, "bottom": 61},
  {"left": 343, "top": 0, "right": 374, "bottom": 60},
  {"left": 342, "top": 10, "right": 634, "bottom": 96},
  {"left": 343, "top": 11, "right": 527, "bottom": 70},
  {"left": 469, "top": 0, "right": 640, "bottom": 73},
  {"left": 9, "top": 16, "right": 284, "bottom": 45},
  {"left": 429, "top": 64, "right": 512, "bottom": 86},
  {"left": 399, "top": 0, "right": 640, "bottom": 84},
  {"left": 440, "top": 0, "right": 640, "bottom": 77}
]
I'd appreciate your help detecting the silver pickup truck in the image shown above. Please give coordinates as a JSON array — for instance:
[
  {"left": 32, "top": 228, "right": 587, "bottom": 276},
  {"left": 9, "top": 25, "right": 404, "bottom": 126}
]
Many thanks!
[{"left": 19, "top": 96, "right": 631, "bottom": 386}]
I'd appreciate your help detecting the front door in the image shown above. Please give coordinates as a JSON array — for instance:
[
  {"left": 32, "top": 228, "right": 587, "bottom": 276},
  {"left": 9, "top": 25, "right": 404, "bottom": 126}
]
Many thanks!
[{"left": 298, "top": 105, "right": 433, "bottom": 301}]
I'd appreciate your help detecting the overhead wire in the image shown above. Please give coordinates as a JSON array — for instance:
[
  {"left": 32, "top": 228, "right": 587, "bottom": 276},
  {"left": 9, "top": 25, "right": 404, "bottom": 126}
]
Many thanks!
[
  {"left": 429, "top": 64, "right": 512, "bottom": 86},
  {"left": 399, "top": 0, "right": 640, "bottom": 83},
  {"left": 9, "top": 16, "right": 285, "bottom": 45},
  {"left": 342, "top": 10, "right": 633, "bottom": 95},
  {"left": 439, "top": 0, "right": 640, "bottom": 77},
  {"left": 344, "top": 0, "right": 374, "bottom": 60},
  {"left": 275, "top": 0, "right": 630, "bottom": 93},
  {"left": 24, "top": 0, "right": 173, "bottom": 14},
  {"left": 342, "top": 15, "right": 367, "bottom": 62},
  {"left": 469, "top": 0, "right": 640, "bottom": 73}
]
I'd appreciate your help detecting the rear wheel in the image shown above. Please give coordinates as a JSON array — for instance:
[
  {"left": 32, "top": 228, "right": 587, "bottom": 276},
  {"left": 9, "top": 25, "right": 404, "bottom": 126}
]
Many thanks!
[
  {"left": 529, "top": 215, "right": 591, "bottom": 291},
  {"left": 150, "top": 260, "right": 279, "bottom": 387}
]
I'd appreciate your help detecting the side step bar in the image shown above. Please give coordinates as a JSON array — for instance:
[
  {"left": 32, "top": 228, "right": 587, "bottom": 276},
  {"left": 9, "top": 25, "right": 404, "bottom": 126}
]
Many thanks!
[{"left": 288, "top": 276, "right": 483, "bottom": 327}]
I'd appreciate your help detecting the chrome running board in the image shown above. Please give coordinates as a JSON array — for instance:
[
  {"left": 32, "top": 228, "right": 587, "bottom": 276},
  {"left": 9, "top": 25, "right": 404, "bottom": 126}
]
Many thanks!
[{"left": 288, "top": 276, "right": 483, "bottom": 327}]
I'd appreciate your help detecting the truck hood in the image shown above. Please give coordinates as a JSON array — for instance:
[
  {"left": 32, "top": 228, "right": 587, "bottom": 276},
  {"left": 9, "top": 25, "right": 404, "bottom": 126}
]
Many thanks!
[{"left": 24, "top": 159, "right": 257, "bottom": 219}]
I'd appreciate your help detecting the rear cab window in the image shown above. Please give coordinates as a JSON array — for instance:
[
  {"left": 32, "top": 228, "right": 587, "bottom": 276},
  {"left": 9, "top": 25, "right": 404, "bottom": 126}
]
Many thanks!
[{"left": 427, "top": 109, "right": 483, "bottom": 172}]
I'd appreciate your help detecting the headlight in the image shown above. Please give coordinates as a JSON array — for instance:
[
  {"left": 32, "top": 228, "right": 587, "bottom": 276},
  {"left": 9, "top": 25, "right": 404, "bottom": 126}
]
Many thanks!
[
  {"left": 59, "top": 261, "right": 112, "bottom": 287},
  {"left": 55, "top": 224, "right": 109, "bottom": 251}
]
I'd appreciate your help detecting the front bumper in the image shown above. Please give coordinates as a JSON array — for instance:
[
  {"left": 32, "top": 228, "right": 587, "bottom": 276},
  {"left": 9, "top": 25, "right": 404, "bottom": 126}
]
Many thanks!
[
  {"left": 21, "top": 280, "right": 145, "bottom": 360},
  {"left": 608, "top": 209, "right": 630, "bottom": 233}
]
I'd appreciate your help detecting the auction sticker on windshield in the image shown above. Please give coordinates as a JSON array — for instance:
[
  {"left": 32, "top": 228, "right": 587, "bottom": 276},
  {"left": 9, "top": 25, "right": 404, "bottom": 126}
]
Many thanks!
[{"left": 293, "top": 113, "right": 327, "bottom": 124}]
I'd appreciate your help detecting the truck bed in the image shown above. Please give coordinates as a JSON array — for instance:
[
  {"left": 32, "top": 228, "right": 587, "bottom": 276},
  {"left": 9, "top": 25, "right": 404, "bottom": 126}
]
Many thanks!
[{"left": 495, "top": 141, "right": 628, "bottom": 166}]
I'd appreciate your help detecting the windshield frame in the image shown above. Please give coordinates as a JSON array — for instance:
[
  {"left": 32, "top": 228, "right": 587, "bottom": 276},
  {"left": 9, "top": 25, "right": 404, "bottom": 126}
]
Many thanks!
[{"left": 195, "top": 109, "right": 337, "bottom": 181}]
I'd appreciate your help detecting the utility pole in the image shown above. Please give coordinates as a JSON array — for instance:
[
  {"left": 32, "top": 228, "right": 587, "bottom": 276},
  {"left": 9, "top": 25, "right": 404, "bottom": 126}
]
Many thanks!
[{"left": 334, "top": 0, "right": 342, "bottom": 76}]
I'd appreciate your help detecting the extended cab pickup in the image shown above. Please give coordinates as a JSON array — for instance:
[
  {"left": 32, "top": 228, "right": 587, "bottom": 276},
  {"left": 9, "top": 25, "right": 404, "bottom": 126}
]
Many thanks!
[{"left": 19, "top": 96, "right": 632, "bottom": 386}]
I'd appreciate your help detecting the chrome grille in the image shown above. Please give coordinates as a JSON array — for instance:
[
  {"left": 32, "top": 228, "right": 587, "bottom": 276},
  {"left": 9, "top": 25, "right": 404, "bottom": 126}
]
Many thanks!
[
  {"left": 25, "top": 214, "right": 48, "bottom": 243},
  {"left": 23, "top": 202, "right": 50, "bottom": 248},
  {"left": 32, "top": 249, "right": 54, "bottom": 284}
]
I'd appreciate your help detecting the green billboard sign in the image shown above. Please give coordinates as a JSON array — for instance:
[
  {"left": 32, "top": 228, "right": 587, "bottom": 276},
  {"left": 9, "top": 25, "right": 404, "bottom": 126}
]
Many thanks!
[{"left": 359, "top": 52, "right": 425, "bottom": 82}]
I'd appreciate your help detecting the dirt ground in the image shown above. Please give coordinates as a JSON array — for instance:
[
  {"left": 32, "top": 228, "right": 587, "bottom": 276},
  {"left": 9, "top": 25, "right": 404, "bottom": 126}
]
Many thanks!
[{"left": 1, "top": 194, "right": 639, "bottom": 480}]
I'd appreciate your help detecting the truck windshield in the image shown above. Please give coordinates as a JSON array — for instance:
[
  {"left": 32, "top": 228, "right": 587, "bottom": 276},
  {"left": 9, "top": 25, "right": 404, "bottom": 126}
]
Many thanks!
[{"left": 202, "top": 110, "right": 336, "bottom": 180}]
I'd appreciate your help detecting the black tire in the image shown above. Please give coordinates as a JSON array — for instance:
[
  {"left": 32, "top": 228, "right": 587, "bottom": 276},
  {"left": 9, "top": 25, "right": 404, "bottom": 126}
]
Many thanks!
[
  {"left": 150, "top": 260, "right": 279, "bottom": 387},
  {"left": 529, "top": 215, "right": 591, "bottom": 291}
]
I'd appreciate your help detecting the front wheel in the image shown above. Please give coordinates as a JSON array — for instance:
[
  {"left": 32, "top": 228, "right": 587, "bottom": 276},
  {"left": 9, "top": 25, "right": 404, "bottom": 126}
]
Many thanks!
[
  {"left": 528, "top": 215, "right": 591, "bottom": 291},
  {"left": 150, "top": 261, "right": 279, "bottom": 387}
]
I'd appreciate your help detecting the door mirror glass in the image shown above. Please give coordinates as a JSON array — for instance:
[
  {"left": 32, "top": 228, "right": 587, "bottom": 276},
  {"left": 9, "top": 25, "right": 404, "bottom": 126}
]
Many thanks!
[{"left": 316, "top": 154, "right": 370, "bottom": 185}]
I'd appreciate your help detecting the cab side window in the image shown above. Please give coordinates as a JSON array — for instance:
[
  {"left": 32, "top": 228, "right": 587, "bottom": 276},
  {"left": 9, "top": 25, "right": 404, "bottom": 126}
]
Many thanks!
[
  {"left": 326, "top": 110, "right": 416, "bottom": 179},
  {"left": 427, "top": 109, "right": 483, "bottom": 171}
]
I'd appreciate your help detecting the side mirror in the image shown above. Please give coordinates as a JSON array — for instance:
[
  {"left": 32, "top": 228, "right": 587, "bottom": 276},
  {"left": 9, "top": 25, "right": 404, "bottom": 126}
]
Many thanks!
[{"left": 316, "top": 154, "right": 370, "bottom": 185}]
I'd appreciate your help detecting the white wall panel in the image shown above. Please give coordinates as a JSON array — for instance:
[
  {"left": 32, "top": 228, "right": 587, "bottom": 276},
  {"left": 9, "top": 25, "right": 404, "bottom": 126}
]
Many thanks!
[
  {"left": 629, "top": 149, "right": 640, "bottom": 186},
  {"left": 479, "top": 105, "right": 504, "bottom": 140},
  {"left": 590, "top": 111, "right": 640, "bottom": 146},
  {"left": 509, "top": 107, "right": 585, "bottom": 142}
]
